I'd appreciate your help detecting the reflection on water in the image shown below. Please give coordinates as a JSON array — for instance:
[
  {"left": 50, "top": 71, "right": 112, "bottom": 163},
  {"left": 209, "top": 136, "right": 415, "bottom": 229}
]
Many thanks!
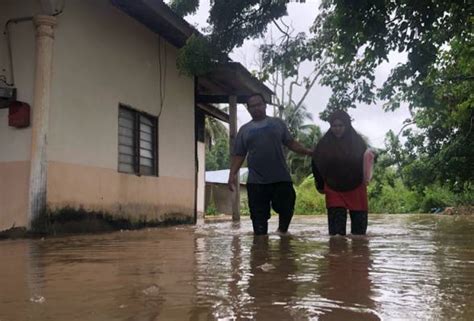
[
  {"left": 0, "top": 215, "right": 473, "bottom": 321},
  {"left": 314, "top": 237, "right": 379, "bottom": 321}
]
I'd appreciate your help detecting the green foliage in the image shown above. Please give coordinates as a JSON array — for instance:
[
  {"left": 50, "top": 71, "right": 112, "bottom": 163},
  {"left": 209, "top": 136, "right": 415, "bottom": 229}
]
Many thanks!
[
  {"left": 403, "top": 34, "right": 474, "bottom": 188},
  {"left": 205, "top": 197, "right": 218, "bottom": 216},
  {"left": 205, "top": 134, "right": 230, "bottom": 171},
  {"left": 204, "top": 112, "right": 229, "bottom": 171},
  {"left": 208, "top": 0, "right": 289, "bottom": 53},
  {"left": 313, "top": 0, "right": 473, "bottom": 111},
  {"left": 176, "top": 35, "right": 216, "bottom": 76},
  {"left": 240, "top": 192, "right": 250, "bottom": 216},
  {"left": 290, "top": 168, "right": 472, "bottom": 215},
  {"left": 421, "top": 184, "right": 457, "bottom": 213},
  {"left": 169, "top": 0, "right": 199, "bottom": 17},
  {"left": 368, "top": 130, "right": 474, "bottom": 213},
  {"left": 205, "top": 116, "right": 228, "bottom": 149},
  {"left": 368, "top": 178, "right": 421, "bottom": 214},
  {"left": 294, "top": 176, "right": 326, "bottom": 215},
  {"left": 175, "top": 0, "right": 297, "bottom": 75},
  {"left": 175, "top": 0, "right": 472, "bottom": 213},
  {"left": 287, "top": 123, "right": 321, "bottom": 184}
]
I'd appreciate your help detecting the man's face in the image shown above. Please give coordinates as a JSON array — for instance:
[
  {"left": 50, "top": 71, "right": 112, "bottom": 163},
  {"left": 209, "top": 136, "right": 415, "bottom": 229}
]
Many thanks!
[{"left": 247, "top": 95, "right": 266, "bottom": 120}]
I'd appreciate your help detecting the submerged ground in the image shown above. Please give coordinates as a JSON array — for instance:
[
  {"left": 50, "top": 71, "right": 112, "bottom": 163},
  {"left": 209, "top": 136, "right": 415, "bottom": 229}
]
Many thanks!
[{"left": 1, "top": 214, "right": 473, "bottom": 321}]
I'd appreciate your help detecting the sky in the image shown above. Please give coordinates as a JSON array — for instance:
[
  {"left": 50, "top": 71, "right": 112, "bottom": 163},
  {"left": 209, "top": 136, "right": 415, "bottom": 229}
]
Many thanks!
[{"left": 184, "top": 0, "right": 412, "bottom": 148}]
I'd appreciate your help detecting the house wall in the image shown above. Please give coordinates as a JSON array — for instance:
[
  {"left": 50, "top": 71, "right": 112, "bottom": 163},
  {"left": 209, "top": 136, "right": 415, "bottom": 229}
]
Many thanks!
[
  {"left": 0, "top": 0, "right": 196, "bottom": 230},
  {"left": 47, "top": 0, "right": 195, "bottom": 221},
  {"left": 0, "top": 0, "right": 40, "bottom": 230}
]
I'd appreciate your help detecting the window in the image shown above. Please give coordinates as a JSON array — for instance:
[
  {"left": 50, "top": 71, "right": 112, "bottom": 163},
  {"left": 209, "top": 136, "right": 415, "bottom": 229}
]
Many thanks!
[{"left": 118, "top": 105, "right": 158, "bottom": 176}]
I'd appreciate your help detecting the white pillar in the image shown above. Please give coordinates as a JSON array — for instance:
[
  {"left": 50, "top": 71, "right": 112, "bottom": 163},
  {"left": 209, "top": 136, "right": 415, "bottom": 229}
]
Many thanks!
[
  {"left": 229, "top": 95, "right": 240, "bottom": 221},
  {"left": 27, "top": 15, "right": 57, "bottom": 228}
]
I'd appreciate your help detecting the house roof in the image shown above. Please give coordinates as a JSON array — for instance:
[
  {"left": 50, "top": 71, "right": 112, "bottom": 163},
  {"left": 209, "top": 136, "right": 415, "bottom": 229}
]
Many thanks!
[
  {"left": 110, "top": 0, "right": 194, "bottom": 48},
  {"left": 206, "top": 168, "right": 248, "bottom": 185},
  {"left": 110, "top": 0, "right": 273, "bottom": 104},
  {"left": 196, "top": 62, "right": 273, "bottom": 104},
  {"left": 197, "top": 103, "right": 229, "bottom": 123}
]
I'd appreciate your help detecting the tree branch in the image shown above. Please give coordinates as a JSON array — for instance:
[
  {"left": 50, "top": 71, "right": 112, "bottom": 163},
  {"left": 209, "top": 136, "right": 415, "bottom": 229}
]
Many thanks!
[{"left": 294, "top": 59, "right": 328, "bottom": 111}]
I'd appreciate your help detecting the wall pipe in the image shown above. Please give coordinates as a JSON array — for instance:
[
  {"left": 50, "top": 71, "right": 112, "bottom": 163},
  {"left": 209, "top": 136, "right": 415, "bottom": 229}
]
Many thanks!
[
  {"left": 2, "top": 2, "right": 64, "bottom": 87},
  {"left": 3, "top": 16, "right": 34, "bottom": 86}
]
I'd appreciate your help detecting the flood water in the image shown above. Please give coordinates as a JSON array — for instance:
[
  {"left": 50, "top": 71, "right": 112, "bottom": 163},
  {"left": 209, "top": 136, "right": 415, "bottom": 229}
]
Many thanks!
[{"left": 1, "top": 214, "right": 474, "bottom": 321}]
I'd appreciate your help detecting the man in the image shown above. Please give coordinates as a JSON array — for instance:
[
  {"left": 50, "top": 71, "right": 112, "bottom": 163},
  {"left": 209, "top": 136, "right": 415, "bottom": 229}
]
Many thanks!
[{"left": 228, "top": 93, "right": 312, "bottom": 235}]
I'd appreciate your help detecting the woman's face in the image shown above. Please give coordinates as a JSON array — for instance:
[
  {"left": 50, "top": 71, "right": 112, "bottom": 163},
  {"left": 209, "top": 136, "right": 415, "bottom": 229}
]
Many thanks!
[{"left": 330, "top": 119, "right": 346, "bottom": 138}]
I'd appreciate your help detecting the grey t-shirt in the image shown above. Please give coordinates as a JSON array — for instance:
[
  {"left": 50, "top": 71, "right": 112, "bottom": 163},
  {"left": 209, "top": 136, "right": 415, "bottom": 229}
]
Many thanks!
[{"left": 233, "top": 117, "right": 293, "bottom": 184}]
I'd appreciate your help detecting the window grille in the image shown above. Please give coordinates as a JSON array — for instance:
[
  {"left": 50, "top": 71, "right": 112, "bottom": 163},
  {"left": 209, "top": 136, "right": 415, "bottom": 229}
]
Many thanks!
[{"left": 118, "top": 105, "right": 158, "bottom": 176}]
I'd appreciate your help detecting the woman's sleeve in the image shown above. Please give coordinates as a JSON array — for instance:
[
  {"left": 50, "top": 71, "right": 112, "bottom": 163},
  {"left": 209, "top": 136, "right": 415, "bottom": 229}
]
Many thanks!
[
  {"left": 363, "top": 149, "right": 375, "bottom": 184},
  {"left": 312, "top": 159, "right": 325, "bottom": 191}
]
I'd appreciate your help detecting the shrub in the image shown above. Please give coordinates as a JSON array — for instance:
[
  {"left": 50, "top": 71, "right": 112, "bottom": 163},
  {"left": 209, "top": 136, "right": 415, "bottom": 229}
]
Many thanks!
[{"left": 294, "top": 176, "right": 326, "bottom": 215}]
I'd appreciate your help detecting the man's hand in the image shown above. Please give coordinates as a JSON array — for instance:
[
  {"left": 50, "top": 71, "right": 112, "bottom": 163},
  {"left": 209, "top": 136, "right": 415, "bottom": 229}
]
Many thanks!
[
  {"left": 228, "top": 174, "right": 237, "bottom": 192},
  {"left": 228, "top": 155, "right": 246, "bottom": 191},
  {"left": 286, "top": 140, "right": 313, "bottom": 156}
]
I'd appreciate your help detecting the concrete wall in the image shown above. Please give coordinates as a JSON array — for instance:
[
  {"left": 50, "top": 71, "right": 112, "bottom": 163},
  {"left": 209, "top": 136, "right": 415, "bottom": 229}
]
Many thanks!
[
  {"left": 0, "top": 0, "right": 41, "bottom": 230},
  {"left": 0, "top": 0, "right": 196, "bottom": 229},
  {"left": 46, "top": 0, "right": 195, "bottom": 221},
  {"left": 205, "top": 183, "right": 247, "bottom": 216}
]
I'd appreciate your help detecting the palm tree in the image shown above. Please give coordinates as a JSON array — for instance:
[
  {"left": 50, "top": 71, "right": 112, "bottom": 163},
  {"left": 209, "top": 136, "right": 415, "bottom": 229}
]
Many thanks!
[
  {"left": 204, "top": 109, "right": 230, "bottom": 171},
  {"left": 287, "top": 124, "right": 322, "bottom": 184},
  {"left": 204, "top": 115, "right": 228, "bottom": 151},
  {"left": 282, "top": 103, "right": 313, "bottom": 137}
]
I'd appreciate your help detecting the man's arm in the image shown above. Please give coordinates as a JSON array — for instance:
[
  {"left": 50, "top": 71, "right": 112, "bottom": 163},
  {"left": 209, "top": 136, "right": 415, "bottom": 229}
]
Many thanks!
[
  {"left": 286, "top": 139, "right": 313, "bottom": 156},
  {"left": 228, "top": 155, "right": 246, "bottom": 191}
]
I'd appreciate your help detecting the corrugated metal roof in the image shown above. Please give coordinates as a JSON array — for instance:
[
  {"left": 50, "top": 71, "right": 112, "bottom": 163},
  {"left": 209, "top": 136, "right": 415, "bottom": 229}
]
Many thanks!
[{"left": 205, "top": 168, "right": 248, "bottom": 184}]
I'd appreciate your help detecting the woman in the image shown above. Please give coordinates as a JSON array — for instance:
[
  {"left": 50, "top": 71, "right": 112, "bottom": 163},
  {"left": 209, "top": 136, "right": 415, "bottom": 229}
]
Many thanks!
[{"left": 312, "top": 110, "right": 374, "bottom": 236}]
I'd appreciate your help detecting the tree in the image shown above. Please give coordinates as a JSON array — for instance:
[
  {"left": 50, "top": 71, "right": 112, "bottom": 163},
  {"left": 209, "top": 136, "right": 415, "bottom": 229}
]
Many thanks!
[
  {"left": 169, "top": 0, "right": 199, "bottom": 16},
  {"left": 255, "top": 26, "right": 324, "bottom": 183},
  {"left": 204, "top": 116, "right": 227, "bottom": 151},
  {"left": 169, "top": 0, "right": 293, "bottom": 51},
  {"left": 313, "top": 1, "right": 473, "bottom": 191},
  {"left": 206, "top": 134, "right": 230, "bottom": 171},
  {"left": 171, "top": 0, "right": 471, "bottom": 110},
  {"left": 379, "top": 33, "right": 474, "bottom": 191},
  {"left": 406, "top": 34, "right": 474, "bottom": 188},
  {"left": 171, "top": 0, "right": 473, "bottom": 193},
  {"left": 288, "top": 124, "right": 321, "bottom": 184},
  {"left": 172, "top": 0, "right": 307, "bottom": 75},
  {"left": 312, "top": 0, "right": 472, "bottom": 111},
  {"left": 204, "top": 115, "right": 229, "bottom": 171}
]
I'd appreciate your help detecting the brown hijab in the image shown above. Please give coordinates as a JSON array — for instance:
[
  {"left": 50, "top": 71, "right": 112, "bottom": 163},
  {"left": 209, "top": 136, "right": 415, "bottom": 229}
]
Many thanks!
[{"left": 313, "top": 110, "right": 367, "bottom": 191}]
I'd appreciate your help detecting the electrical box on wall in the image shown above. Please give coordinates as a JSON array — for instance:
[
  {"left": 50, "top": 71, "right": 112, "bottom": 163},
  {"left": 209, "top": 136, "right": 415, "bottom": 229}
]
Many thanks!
[{"left": 8, "top": 101, "right": 30, "bottom": 128}]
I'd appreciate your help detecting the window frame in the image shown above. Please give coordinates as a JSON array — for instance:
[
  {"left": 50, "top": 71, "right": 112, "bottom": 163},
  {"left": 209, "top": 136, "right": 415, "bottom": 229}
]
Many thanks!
[{"left": 118, "top": 104, "right": 158, "bottom": 177}]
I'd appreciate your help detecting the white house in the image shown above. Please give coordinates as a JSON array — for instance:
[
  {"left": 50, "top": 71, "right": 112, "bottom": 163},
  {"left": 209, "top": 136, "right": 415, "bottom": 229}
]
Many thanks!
[{"left": 0, "top": 0, "right": 272, "bottom": 231}]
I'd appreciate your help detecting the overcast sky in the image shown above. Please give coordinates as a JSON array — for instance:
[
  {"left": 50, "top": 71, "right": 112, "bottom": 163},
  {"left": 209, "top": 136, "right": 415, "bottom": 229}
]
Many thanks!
[{"left": 184, "top": 0, "right": 412, "bottom": 148}]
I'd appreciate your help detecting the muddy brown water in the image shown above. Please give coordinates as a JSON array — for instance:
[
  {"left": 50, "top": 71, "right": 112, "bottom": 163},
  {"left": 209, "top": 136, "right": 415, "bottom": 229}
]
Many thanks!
[{"left": 1, "top": 215, "right": 473, "bottom": 321}]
